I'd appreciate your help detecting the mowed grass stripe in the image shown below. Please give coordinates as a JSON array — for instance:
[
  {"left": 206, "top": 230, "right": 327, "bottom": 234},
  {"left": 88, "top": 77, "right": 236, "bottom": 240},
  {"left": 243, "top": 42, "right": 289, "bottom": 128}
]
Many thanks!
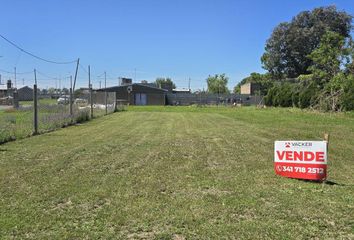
[{"left": 0, "top": 107, "right": 353, "bottom": 239}]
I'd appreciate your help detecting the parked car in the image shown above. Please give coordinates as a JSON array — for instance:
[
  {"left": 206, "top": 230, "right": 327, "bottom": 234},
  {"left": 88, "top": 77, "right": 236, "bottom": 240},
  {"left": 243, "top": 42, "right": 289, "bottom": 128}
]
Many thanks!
[
  {"left": 57, "top": 95, "right": 70, "bottom": 105},
  {"left": 74, "top": 98, "right": 87, "bottom": 104}
]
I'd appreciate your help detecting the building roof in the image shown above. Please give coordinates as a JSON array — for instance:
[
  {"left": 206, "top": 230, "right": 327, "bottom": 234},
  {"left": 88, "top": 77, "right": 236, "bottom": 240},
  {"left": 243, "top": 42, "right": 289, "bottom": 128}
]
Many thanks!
[
  {"left": 0, "top": 84, "right": 32, "bottom": 90},
  {"left": 99, "top": 83, "right": 169, "bottom": 92},
  {"left": 173, "top": 88, "right": 191, "bottom": 92}
]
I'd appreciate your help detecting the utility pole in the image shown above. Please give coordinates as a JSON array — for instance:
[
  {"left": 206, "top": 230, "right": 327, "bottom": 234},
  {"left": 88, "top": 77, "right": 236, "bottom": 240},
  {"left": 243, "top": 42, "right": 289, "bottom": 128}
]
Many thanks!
[
  {"left": 73, "top": 58, "right": 80, "bottom": 92},
  {"left": 89, "top": 65, "right": 93, "bottom": 119},
  {"left": 104, "top": 71, "right": 107, "bottom": 115},
  {"left": 134, "top": 68, "right": 136, "bottom": 83},
  {"left": 99, "top": 81, "right": 101, "bottom": 89},
  {"left": 88, "top": 65, "right": 91, "bottom": 88},
  {"left": 188, "top": 78, "right": 191, "bottom": 92},
  {"left": 59, "top": 77, "right": 61, "bottom": 96},
  {"left": 33, "top": 69, "right": 38, "bottom": 135},
  {"left": 70, "top": 75, "right": 73, "bottom": 116},
  {"left": 14, "top": 67, "right": 17, "bottom": 88},
  {"left": 0, "top": 74, "right": 2, "bottom": 85}
]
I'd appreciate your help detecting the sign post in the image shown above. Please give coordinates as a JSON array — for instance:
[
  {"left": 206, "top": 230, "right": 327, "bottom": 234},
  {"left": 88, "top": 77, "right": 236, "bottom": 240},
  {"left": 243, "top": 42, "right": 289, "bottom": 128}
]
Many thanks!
[{"left": 274, "top": 140, "right": 327, "bottom": 181}]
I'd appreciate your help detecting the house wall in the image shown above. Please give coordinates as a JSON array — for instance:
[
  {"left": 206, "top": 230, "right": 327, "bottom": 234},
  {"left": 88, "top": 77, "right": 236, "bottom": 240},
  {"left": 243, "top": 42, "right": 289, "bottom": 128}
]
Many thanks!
[
  {"left": 0, "top": 90, "right": 7, "bottom": 98},
  {"left": 18, "top": 87, "right": 34, "bottom": 101},
  {"left": 105, "top": 85, "right": 166, "bottom": 105},
  {"left": 240, "top": 83, "right": 252, "bottom": 95},
  {"left": 240, "top": 83, "right": 261, "bottom": 95}
]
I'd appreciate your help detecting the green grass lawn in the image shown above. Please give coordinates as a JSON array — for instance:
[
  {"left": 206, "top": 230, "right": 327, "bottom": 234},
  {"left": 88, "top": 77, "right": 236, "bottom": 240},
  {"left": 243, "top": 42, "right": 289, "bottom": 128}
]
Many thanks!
[
  {"left": 0, "top": 103, "right": 104, "bottom": 143},
  {"left": 0, "top": 106, "right": 353, "bottom": 239}
]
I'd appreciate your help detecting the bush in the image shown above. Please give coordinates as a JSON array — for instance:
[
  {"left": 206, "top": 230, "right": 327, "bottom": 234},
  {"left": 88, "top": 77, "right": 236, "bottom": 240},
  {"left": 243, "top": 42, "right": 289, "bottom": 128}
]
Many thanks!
[
  {"left": 339, "top": 75, "right": 354, "bottom": 111},
  {"left": 265, "top": 82, "right": 297, "bottom": 107},
  {"left": 298, "top": 82, "right": 319, "bottom": 109},
  {"left": 264, "top": 85, "right": 277, "bottom": 106},
  {"left": 75, "top": 110, "right": 90, "bottom": 123}
]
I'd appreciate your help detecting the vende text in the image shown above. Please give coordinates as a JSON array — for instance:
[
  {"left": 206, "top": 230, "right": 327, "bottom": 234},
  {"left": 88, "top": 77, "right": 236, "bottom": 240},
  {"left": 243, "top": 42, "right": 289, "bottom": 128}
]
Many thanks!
[{"left": 276, "top": 151, "right": 325, "bottom": 162}]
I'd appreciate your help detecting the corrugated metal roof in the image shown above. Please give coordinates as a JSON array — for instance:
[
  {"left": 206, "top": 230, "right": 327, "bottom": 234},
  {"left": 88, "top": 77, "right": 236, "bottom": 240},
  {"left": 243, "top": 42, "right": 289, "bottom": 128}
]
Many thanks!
[
  {"left": 0, "top": 84, "right": 31, "bottom": 90},
  {"left": 173, "top": 88, "right": 191, "bottom": 92},
  {"left": 98, "top": 83, "right": 168, "bottom": 92}
]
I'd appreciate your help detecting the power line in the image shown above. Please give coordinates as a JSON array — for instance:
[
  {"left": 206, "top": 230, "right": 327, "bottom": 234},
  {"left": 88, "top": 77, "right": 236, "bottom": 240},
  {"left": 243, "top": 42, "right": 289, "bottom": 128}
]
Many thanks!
[
  {"left": 36, "top": 70, "right": 60, "bottom": 80},
  {"left": 97, "top": 72, "right": 105, "bottom": 78},
  {"left": 79, "top": 63, "right": 88, "bottom": 74},
  {"left": 0, "top": 68, "right": 32, "bottom": 74},
  {"left": 0, "top": 33, "right": 77, "bottom": 64}
]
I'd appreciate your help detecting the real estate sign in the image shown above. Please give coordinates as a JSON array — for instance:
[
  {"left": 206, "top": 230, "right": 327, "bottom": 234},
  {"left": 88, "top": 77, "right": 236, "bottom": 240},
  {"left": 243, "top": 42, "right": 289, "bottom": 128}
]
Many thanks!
[{"left": 274, "top": 141, "right": 327, "bottom": 181}]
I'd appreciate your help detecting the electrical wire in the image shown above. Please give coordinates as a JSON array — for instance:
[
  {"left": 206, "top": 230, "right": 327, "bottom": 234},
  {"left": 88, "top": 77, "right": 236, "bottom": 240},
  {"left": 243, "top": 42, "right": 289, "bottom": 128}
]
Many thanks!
[
  {"left": 36, "top": 70, "right": 60, "bottom": 80},
  {"left": 79, "top": 63, "right": 89, "bottom": 74},
  {"left": 0, "top": 68, "right": 33, "bottom": 74},
  {"left": 97, "top": 72, "right": 105, "bottom": 78},
  {"left": 0, "top": 33, "right": 77, "bottom": 64}
]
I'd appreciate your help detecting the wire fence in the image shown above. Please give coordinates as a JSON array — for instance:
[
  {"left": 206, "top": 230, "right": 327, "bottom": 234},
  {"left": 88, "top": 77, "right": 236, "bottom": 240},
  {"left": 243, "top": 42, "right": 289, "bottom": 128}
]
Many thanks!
[
  {"left": 166, "top": 93, "right": 263, "bottom": 106},
  {"left": 0, "top": 83, "right": 117, "bottom": 144}
]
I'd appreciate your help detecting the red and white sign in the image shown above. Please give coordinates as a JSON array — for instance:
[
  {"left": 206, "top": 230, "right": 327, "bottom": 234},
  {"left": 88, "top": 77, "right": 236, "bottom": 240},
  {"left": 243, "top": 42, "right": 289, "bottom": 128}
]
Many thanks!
[{"left": 274, "top": 141, "right": 327, "bottom": 181}]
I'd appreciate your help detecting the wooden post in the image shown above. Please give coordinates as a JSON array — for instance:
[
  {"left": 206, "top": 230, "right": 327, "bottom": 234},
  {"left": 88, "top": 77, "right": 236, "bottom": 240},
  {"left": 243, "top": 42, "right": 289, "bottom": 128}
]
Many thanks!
[
  {"left": 324, "top": 133, "right": 329, "bottom": 142},
  {"left": 72, "top": 58, "right": 80, "bottom": 92},
  {"left": 324, "top": 133, "right": 329, "bottom": 153},
  {"left": 70, "top": 76, "right": 73, "bottom": 117},
  {"left": 13, "top": 90, "right": 19, "bottom": 108},
  {"left": 33, "top": 69, "right": 38, "bottom": 135},
  {"left": 88, "top": 65, "right": 93, "bottom": 119},
  {"left": 14, "top": 67, "right": 17, "bottom": 88},
  {"left": 105, "top": 71, "right": 107, "bottom": 115},
  {"left": 323, "top": 133, "right": 329, "bottom": 183}
]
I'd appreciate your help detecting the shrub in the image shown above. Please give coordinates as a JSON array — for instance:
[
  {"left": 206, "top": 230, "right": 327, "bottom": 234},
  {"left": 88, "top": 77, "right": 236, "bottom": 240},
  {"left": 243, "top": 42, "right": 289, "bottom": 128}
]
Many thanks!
[
  {"left": 339, "top": 75, "right": 354, "bottom": 111},
  {"left": 265, "top": 82, "right": 297, "bottom": 107},
  {"left": 298, "top": 82, "right": 319, "bottom": 109},
  {"left": 75, "top": 110, "right": 90, "bottom": 123}
]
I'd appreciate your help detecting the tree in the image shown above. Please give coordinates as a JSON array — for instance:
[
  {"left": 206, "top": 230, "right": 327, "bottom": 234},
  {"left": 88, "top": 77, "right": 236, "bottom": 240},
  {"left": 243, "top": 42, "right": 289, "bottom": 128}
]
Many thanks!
[
  {"left": 308, "top": 31, "right": 346, "bottom": 85},
  {"left": 74, "top": 89, "right": 84, "bottom": 98},
  {"left": 48, "top": 87, "right": 56, "bottom": 95},
  {"left": 340, "top": 74, "right": 354, "bottom": 111},
  {"left": 307, "top": 31, "right": 353, "bottom": 111},
  {"left": 206, "top": 74, "right": 230, "bottom": 94},
  {"left": 62, "top": 88, "right": 69, "bottom": 95},
  {"left": 264, "top": 82, "right": 296, "bottom": 107},
  {"left": 155, "top": 77, "right": 176, "bottom": 89},
  {"left": 261, "top": 6, "right": 352, "bottom": 78}
]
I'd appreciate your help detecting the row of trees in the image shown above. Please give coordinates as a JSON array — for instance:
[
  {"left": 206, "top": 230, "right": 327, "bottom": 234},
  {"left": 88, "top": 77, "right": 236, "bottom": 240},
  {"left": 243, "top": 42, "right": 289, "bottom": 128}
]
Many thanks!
[
  {"left": 154, "top": 75, "right": 231, "bottom": 94},
  {"left": 236, "top": 6, "right": 354, "bottom": 111}
]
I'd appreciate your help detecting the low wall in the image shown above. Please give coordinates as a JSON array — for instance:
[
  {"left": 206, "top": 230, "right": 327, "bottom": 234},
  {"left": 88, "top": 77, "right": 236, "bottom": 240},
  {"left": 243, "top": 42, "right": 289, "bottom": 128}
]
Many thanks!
[{"left": 166, "top": 93, "right": 263, "bottom": 106}]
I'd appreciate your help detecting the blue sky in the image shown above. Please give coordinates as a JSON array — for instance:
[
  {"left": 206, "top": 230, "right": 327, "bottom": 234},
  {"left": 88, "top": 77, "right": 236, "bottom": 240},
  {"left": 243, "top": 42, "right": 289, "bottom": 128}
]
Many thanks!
[{"left": 1, "top": 0, "right": 353, "bottom": 90}]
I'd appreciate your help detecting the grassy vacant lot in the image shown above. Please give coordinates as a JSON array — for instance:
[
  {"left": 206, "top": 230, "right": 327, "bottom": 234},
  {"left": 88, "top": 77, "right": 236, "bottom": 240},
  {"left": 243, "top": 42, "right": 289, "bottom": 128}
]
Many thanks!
[
  {"left": 0, "top": 102, "right": 108, "bottom": 144},
  {"left": 0, "top": 106, "right": 353, "bottom": 239}
]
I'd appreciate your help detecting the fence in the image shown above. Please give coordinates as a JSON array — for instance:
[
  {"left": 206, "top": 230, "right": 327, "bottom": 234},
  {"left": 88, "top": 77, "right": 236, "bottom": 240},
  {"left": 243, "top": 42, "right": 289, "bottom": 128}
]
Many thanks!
[
  {"left": 166, "top": 93, "right": 263, "bottom": 106},
  {"left": 0, "top": 85, "right": 117, "bottom": 144}
]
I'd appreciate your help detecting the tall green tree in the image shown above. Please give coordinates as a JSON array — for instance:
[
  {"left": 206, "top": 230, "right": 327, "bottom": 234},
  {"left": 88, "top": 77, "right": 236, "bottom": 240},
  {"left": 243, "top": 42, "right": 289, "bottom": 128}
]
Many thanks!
[
  {"left": 155, "top": 77, "right": 176, "bottom": 89},
  {"left": 308, "top": 31, "right": 346, "bottom": 85},
  {"left": 261, "top": 6, "right": 352, "bottom": 78},
  {"left": 306, "top": 31, "right": 353, "bottom": 111},
  {"left": 206, "top": 74, "right": 229, "bottom": 94}
]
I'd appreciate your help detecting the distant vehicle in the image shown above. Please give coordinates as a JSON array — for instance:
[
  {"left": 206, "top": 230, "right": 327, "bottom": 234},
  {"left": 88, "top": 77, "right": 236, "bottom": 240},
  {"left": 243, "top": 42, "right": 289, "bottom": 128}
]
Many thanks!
[
  {"left": 74, "top": 98, "right": 88, "bottom": 105},
  {"left": 57, "top": 95, "right": 70, "bottom": 105}
]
